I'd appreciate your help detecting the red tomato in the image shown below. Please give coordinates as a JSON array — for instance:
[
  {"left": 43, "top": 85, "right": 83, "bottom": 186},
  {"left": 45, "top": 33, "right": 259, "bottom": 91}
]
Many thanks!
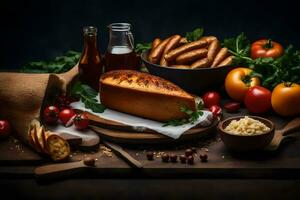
[
  {"left": 74, "top": 114, "right": 89, "bottom": 130},
  {"left": 223, "top": 102, "right": 241, "bottom": 113},
  {"left": 59, "top": 108, "right": 76, "bottom": 125},
  {"left": 244, "top": 86, "right": 272, "bottom": 113},
  {"left": 0, "top": 120, "right": 11, "bottom": 139},
  {"left": 43, "top": 105, "right": 60, "bottom": 124},
  {"left": 202, "top": 91, "right": 221, "bottom": 108},
  {"left": 209, "top": 105, "right": 222, "bottom": 118},
  {"left": 251, "top": 39, "right": 284, "bottom": 59}
]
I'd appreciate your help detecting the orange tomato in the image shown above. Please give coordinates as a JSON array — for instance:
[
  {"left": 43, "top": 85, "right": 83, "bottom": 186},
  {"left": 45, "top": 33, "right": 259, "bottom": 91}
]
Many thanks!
[
  {"left": 271, "top": 83, "right": 300, "bottom": 116},
  {"left": 225, "top": 68, "right": 260, "bottom": 102}
]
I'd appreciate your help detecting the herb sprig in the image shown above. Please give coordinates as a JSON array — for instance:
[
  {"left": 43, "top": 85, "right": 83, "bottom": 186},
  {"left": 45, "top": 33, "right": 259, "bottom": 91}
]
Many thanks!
[
  {"left": 69, "top": 81, "right": 106, "bottom": 113},
  {"left": 163, "top": 102, "right": 204, "bottom": 127},
  {"left": 22, "top": 50, "right": 81, "bottom": 73}
]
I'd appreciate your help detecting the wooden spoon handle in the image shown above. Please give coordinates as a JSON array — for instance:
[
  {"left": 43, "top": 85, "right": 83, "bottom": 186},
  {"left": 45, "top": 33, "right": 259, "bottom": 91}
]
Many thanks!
[
  {"left": 281, "top": 117, "right": 300, "bottom": 136},
  {"left": 35, "top": 160, "right": 86, "bottom": 179}
]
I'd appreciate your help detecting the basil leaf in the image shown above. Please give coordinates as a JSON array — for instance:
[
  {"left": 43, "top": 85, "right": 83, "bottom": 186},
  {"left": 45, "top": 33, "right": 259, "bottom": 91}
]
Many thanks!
[
  {"left": 69, "top": 81, "right": 105, "bottom": 114},
  {"left": 22, "top": 50, "right": 81, "bottom": 73},
  {"left": 135, "top": 43, "right": 152, "bottom": 53},
  {"left": 185, "top": 28, "right": 204, "bottom": 42}
]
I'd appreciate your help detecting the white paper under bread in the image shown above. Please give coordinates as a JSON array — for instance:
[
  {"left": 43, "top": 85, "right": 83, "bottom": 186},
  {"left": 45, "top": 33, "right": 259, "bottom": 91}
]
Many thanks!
[{"left": 71, "top": 95, "right": 213, "bottom": 139}]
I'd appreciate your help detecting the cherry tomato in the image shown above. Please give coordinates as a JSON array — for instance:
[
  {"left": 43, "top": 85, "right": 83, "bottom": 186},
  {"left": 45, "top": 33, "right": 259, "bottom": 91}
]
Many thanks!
[
  {"left": 209, "top": 105, "right": 222, "bottom": 118},
  {"left": 251, "top": 39, "right": 284, "bottom": 59},
  {"left": 74, "top": 113, "right": 89, "bottom": 130},
  {"left": 59, "top": 108, "right": 76, "bottom": 125},
  {"left": 244, "top": 86, "right": 272, "bottom": 114},
  {"left": 202, "top": 91, "right": 221, "bottom": 108},
  {"left": 43, "top": 105, "right": 60, "bottom": 124},
  {"left": 223, "top": 102, "right": 240, "bottom": 113},
  {"left": 225, "top": 68, "right": 260, "bottom": 102},
  {"left": 271, "top": 82, "right": 300, "bottom": 116},
  {"left": 0, "top": 120, "right": 11, "bottom": 139}
]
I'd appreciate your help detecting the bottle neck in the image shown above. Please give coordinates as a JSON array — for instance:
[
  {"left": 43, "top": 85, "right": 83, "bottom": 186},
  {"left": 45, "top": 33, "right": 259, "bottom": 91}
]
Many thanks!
[{"left": 84, "top": 33, "right": 98, "bottom": 51}]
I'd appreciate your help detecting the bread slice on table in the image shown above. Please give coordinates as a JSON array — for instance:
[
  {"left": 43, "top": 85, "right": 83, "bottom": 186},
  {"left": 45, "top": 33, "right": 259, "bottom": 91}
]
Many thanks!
[{"left": 99, "top": 70, "right": 196, "bottom": 122}]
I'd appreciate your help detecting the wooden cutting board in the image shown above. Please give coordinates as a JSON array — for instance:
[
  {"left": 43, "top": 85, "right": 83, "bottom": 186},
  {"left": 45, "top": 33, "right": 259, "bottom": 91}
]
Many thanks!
[{"left": 85, "top": 111, "right": 218, "bottom": 144}]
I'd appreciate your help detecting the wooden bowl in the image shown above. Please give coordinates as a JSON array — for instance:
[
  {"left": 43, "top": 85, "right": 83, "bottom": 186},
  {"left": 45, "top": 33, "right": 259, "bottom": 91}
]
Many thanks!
[
  {"left": 218, "top": 116, "right": 275, "bottom": 152},
  {"left": 141, "top": 51, "right": 236, "bottom": 94}
]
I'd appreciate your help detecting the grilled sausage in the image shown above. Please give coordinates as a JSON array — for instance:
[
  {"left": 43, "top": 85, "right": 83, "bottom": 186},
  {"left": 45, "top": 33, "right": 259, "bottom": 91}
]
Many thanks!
[
  {"left": 165, "top": 39, "right": 208, "bottom": 62},
  {"left": 160, "top": 35, "right": 181, "bottom": 66},
  {"left": 148, "top": 37, "right": 171, "bottom": 64},
  {"left": 191, "top": 58, "right": 210, "bottom": 69},
  {"left": 175, "top": 48, "right": 208, "bottom": 64},
  {"left": 152, "top": 38, "right": 161, "bottom": 49},
  {"left": 202, "top": 36, "right": 217, "bottom": 44},
  {"left": 212, "top": 47, "right": 228, "bottom": 67},
  {"left": 179, "top": 37, "right": 188, "bottom": 45},
  {"left": 207, "top": 39, "right": 220, "bottom": 65},
  {"left": 216, "top": 56, "right": 234, "bottom": 67}
]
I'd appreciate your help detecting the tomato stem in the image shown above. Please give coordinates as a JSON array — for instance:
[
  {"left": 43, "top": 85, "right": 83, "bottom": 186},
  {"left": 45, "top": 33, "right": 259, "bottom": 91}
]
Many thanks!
[
  {"left": 242, "top": 75, "right": 252, "bottom": 87},
  {"left": 284, "top": 82, "right": 293, "bottom": 87},
  {"left": 264, "top": 39, "right": 273, "bottom": 49}
]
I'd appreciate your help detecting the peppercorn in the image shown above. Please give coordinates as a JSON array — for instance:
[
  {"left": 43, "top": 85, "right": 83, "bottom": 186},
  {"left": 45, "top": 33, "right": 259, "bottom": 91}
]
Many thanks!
[
  {"left": 191, "top": 147, "right": 197, "bottom": 153},
  {"left": 200, "top": 153, "right": 208, "bottom": 162},
  {"left": 170, "top": 154, "right": 177, "bottom": 163},
  {"left": 187, "top": 156, "right": 194, "bottom": 165},
  {"left": 161, "top": 153, "right": 169, "bottom": 162},
  {"left": 185, "top": 149, "right": 193, "bottom": 157},
  {"left": 179, "top": 155, "right": 186, "bottom": 163},
  {"left": 83, "top": 157, "right": 95, "bottom": 166},
  {"left": 146, "top": 151, "right": 154, "bottom": 160}
]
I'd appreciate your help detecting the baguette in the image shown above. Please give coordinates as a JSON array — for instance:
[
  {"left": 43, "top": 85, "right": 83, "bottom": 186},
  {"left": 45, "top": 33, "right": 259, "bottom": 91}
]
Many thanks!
[{"left": 99, "top": 70, "right": 196, "bottom": 122}]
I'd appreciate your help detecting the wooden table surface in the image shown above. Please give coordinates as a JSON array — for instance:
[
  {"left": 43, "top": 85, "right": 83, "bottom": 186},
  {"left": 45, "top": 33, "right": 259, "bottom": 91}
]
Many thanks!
[
  {"left": 1, "top": 108, "right": 300, "bottom": 178},
  {"left": 1, "top": 108, "right": 300, "bottom": 198}
]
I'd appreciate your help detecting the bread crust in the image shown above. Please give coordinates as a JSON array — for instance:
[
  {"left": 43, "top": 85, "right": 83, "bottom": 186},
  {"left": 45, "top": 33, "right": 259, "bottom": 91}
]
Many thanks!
[{"left": 100, "top": 70, "right": 196, "bottom": 122}]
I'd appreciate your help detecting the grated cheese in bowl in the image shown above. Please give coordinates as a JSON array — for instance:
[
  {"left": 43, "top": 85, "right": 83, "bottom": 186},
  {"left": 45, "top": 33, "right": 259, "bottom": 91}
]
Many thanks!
[{"left": 224, "top": 116, "right": 271, "bottom": 136}]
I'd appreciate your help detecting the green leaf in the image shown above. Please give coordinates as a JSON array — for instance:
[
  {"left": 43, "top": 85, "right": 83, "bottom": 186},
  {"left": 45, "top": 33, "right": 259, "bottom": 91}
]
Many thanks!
[
  {"left": 185, "top": 28, "right": 204, "bottom": 42},
  {"left": 222, "top": 32, "right": 250, "bottom": 57},
  {"left": 135, "top": 43, "right": 152, "bottom": 53},
  {"left": 22, "top": 50, "right": 81, "bottom": 73},
  {"left": 69, "top": 81, "right": 105, "bottom": 114},
  {"left": 163, "top": 101, "right": 204, "bottom": 127}
]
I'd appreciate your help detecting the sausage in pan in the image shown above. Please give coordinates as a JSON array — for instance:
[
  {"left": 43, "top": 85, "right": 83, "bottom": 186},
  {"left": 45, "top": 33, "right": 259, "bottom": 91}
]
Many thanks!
[
  {"left": 148, "top": 37, "right": 171, "bottom": 64},
  {"left": 191, "top": 57, "right": 210, "bottom": 69},
  {"left": 212, "top": 47, "right": 228, "bottom": 67},
  {"left": 175, "top": 48, "right": 208, "bottom": 64},
  {"left": 160, "top": 35, "right": 182, "bottom": 66},
  {"left": 164, "top": 39, "right": 208, "bottom": 62}
]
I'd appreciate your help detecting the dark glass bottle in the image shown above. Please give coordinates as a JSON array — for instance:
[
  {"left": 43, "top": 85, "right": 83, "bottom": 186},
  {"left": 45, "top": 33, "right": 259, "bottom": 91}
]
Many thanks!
[{"left": 78, "top": 26, "right": 103, "bottom": 91}]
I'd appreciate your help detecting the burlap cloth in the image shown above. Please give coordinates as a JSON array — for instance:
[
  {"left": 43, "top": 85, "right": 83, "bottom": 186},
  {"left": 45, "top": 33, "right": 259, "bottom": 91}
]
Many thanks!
[{"left": 0, "top": 65, "right": 78, "bottom": 144}]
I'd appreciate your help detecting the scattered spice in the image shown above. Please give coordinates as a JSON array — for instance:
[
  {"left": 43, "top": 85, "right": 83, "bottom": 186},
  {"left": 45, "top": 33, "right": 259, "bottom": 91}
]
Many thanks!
[{"left": 100, "top": 146, "right": 113, "bottom": 157}]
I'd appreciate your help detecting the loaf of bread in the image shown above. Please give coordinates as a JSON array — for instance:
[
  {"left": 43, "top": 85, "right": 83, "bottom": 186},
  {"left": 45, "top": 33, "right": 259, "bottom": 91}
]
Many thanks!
[{"left": 99, "top": 70, "right": 196, "bottom": 122}]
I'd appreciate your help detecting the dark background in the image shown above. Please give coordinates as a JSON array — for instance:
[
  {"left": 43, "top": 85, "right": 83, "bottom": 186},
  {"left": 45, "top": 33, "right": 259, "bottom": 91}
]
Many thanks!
[{"left": 0, "top": 0, "right": 299, "bottom": 69}]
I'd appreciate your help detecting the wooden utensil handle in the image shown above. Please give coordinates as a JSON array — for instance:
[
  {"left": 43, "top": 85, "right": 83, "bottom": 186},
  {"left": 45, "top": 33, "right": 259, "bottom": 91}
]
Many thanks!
[
  {"left": 35, "top": 160, "right": 86, "bottom": 179},
  {"left": 281, "top": 117, "right": 300, "bottom": 136}
]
